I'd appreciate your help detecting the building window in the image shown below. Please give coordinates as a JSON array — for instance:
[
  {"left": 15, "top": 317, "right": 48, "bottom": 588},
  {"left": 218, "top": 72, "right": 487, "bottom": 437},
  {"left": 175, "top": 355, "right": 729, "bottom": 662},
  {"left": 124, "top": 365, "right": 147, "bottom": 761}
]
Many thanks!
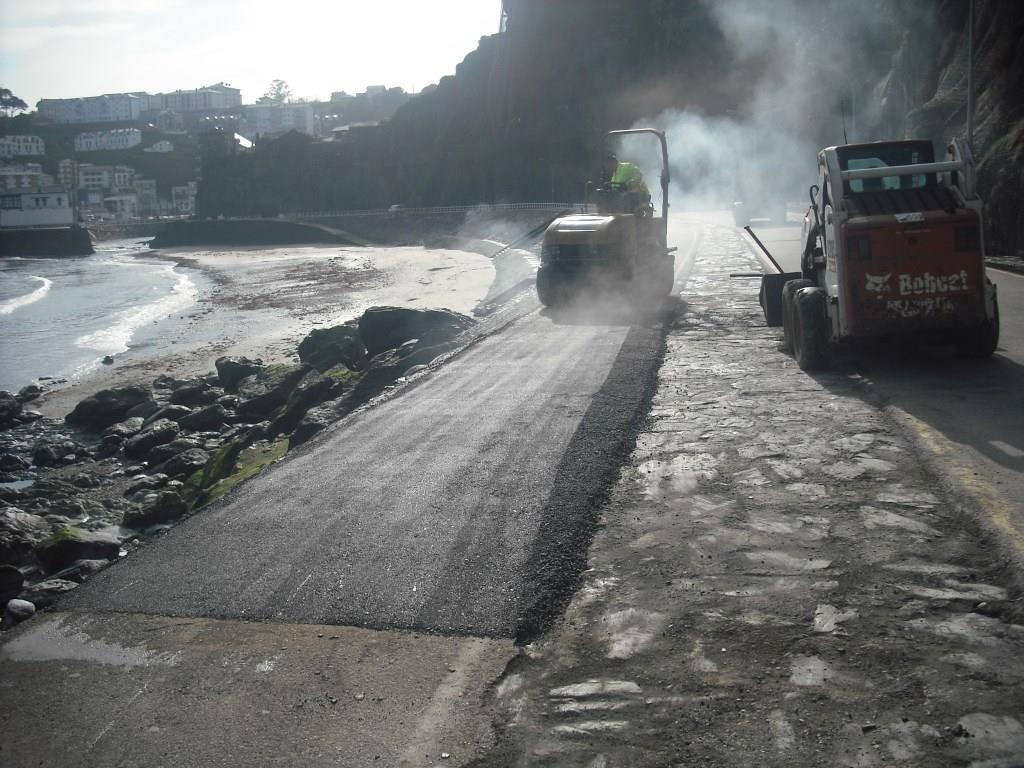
[{"left": 1, "top": 196, "right": 21, "bottom": 210}]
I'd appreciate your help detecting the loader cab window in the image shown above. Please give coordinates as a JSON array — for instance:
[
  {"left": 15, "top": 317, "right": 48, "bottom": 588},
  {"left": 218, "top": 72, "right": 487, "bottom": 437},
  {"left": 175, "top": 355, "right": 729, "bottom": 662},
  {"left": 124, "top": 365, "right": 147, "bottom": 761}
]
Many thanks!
[{"left": 839, "top": 142, "right": 935, "bottom": 194}]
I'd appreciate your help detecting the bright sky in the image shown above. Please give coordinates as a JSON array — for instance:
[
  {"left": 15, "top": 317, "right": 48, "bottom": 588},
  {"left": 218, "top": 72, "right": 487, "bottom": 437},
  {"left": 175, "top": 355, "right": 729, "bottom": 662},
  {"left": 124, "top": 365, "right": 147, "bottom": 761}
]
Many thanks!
[{"left": 0, "top": 0, "right": 502, "bottom": 107}]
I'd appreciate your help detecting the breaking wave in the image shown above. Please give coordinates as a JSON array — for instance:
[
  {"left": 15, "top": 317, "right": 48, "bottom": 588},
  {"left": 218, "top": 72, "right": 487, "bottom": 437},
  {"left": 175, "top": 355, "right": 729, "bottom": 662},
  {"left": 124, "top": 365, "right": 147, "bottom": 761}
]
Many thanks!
[
  {"left": 75, "top": 264, "right": 197, "bottom": 355},
  {"left": 0, "top": 276, "right": 52, "bottom": 316}
]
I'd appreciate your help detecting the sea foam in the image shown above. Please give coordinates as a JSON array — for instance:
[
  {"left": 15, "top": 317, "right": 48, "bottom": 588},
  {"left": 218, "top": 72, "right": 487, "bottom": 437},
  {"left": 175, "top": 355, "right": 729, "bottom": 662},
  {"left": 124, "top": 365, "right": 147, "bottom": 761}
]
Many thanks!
[
  {"left": 0, "top": 276, "right": 53, "bottom": 316},
  {"left": 75, "top": 263, "right": 198, "bottom": 355}
]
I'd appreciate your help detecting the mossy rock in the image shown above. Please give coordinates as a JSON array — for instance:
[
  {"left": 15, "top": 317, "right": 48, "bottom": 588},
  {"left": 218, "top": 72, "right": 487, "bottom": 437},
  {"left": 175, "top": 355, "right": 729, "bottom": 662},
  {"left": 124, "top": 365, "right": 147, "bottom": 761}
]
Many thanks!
[
  {"left": 35, "top": 527, "right": 120, "bottom": 573},
  {"left": 204, "top": 439, "right": 289, "bottom": 504}
]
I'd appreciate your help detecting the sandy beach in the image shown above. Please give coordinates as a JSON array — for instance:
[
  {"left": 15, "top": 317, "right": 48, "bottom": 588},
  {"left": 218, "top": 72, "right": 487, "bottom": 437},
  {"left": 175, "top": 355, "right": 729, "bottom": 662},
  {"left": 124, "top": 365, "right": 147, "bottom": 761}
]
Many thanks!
[{"left": 36, "top": 244, "right": 495, "bottom": 417}]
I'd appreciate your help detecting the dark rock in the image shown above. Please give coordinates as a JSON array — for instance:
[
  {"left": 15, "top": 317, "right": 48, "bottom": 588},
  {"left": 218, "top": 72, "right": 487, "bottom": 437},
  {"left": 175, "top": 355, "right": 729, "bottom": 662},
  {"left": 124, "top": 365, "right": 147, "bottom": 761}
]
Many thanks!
[
  {"left": 269, "top": 370, "right": 335, "bottom": 436},
  {"left": 0, "top": 391, "right": 23, "bottom": 428},
  {"left": 16, "top": 384, "right": 44, "bottom": 403},
  {"left": 102, "top": 355, "right": 115, "bottom": 365},
  {"left": 143, "top": 404, "right": 193, "bottom": 426},
  {"left": 0, "top": 488, "right": 24, "bottom": 504},
  {"left": 19, "top": 578, "right": 78, "bottom": 608},
  {"left": 27, "top": 478, "right": 76, "bottom": 499},
  {"left": 1, "top": 508, "right": 53, "bottom": 565},
  {"left": 170, "top": 379, "right": 221, "bottom": 406},
  {"left": 179, "top": 404, "right": 229, "bottom": 431},
  {"left": 71, "top": 472, "right": 101, "bottom": 489},
  {"left": 46, "top": 498, "right": 89, "bottom": 520},
  {"left": 65, "top": 386, "right": 152, "bottom": 431},
  {"left": 125, "top": 474, "right": 169, "bottom": 496},
  {"left": 2, "top": 598, "right": 35, "bottom": 629},
  {"left": 124, "top": 490, "right": 188, "bottom": 527},
  {"left": 215, "top": 356, "right": 263, "bottom": 392},
  {"left": 124, "top": 419, "right": 180, "bottom": 460},
  {"left": 217, "top": 394, "right": 240, "bottom": 409},
  {"left": 146, "top": 438, "right": 202, "bottom": 466},
  {"left": 17, "top": 410, "right": 43, "bottom": 423},
  {"left": 50, "top": 558, "right": 109, "bottom": 583},
  {"left": 96, "top": 434, "right": 125, "bottom": 459},
  {"left": 0, "top": 564, "right": 25, "bottom": 604},
  {"left": 0, "top": 454, "right": 29, "bottom": 472},
  {"left": 126, "top": 398, "right": 160, "bottom": 420},
  {"left": 35, "top": 527, "right": 120, "bottom": 573},
  {"left": 291, "top": 398, "right": 347, "bottom": 446},
  {"left": 104, "top": 416, "right": 145, "bottom": 439},
  {"left": 351, "top": 342, "right": 456, "bottom": 403},
  {"left": 357, "top": 306, "right": 475, "bottom": 358},
  {"left": 297, "top": 325, "right": 366, "bottom": 372},
  {"left": 157, "top": 448, "right": 210, "bottom": 479},
  {"left": 32, "top": 440, "right": 81, "bottom": 468},
  {"left": 236, "top": 365, "right": 308, "bottom": 420},
  {"left": 153, "top": 374, "right": 184, "bottom": 390}
]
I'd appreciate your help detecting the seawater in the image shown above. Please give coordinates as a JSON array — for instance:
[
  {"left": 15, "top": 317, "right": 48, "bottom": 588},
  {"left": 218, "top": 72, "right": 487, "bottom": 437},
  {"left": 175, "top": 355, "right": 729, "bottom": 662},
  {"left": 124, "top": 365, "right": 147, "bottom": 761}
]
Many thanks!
[{"left": 0, "top": 240, "right": 204, "bottom": 392}]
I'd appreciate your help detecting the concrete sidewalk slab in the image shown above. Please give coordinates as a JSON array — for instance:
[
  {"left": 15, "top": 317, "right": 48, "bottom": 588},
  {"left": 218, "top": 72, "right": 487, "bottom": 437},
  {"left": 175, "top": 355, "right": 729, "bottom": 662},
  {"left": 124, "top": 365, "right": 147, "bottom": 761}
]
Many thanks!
[{"left": 0, "top": 612, "right": 513, "bottom": 768}]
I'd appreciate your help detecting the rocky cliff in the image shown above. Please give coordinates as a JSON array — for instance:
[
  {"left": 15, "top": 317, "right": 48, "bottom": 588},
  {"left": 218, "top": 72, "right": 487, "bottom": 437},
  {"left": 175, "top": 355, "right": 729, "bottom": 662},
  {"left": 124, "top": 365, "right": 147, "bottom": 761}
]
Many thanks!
[
  {"left": 868, "top": 0, "right": 1024, "bottom": 255},
  {"left": 197, "top": 0, "right": 1023, "bottom": 254}
]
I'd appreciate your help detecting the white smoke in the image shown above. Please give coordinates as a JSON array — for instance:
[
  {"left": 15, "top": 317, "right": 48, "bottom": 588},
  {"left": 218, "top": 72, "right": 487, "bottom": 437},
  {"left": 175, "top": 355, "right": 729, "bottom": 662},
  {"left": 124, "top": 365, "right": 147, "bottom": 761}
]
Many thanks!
[{"left": 610, "top": 0, "right": 922, "bottom": 214}]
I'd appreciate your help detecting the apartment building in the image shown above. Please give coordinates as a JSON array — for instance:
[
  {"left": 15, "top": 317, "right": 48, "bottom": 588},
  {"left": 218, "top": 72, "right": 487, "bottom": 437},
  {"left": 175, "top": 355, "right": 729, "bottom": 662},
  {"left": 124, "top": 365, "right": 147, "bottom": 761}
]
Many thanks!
[
  {"left": 37, "top": 93, "right": 143, "bottom": 124},
  {"left": 37, "top": 83, "right": 241, "bottom": 125},
  {"left": 0, "top": 163, "right": 54, "bottom": 191},
  {"left": 77, "top": 164, "right": 134, "bottom": 191},
  {"left": 241, "top": 102, "right": 314, "bottom": 139},
  {"left": 74, "top": 128, "right": 143, "bottom": 152},
  {"left": 0, "top": 135, "right": 46, "bottom": 159}
]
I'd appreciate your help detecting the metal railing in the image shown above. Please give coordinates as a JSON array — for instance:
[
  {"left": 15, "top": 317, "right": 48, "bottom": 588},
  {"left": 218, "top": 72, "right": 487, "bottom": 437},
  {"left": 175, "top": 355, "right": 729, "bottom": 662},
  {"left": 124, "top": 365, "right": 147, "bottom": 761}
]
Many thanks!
[{"left": 284, "top": 202, "right": 590, "bottom": 219}]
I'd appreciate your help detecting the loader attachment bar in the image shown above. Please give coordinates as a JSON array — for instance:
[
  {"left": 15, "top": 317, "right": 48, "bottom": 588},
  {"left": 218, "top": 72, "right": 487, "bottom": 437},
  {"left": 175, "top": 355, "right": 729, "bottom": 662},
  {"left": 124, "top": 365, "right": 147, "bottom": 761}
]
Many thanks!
[{"left": 840, "top": 160, "right": 963, "bottom": 182}]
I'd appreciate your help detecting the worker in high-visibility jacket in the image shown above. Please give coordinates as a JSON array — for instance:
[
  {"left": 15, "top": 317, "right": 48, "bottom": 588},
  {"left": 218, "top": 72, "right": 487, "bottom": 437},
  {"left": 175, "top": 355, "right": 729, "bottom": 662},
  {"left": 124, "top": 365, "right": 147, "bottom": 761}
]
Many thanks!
[{"left": 603, "top": 151, "right": 651, "bottom": 214}]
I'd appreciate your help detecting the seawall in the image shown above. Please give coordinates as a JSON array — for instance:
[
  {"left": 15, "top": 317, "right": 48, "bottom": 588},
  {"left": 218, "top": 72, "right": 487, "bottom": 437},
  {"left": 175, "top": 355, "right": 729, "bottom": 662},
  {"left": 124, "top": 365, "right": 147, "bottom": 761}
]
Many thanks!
[{"left": 0, "top": 226, "right": 95, "bottom": 257}]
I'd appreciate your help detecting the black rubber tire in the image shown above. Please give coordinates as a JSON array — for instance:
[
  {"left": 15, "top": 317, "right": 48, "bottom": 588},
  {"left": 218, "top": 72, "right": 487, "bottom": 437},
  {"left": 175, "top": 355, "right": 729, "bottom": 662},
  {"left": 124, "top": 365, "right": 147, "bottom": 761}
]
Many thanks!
[
  {"left": 956, "top": 294, "right": 1000, "bottom": 358},
  {"left": 793, "top": 287, "right": 832, "bottom": 371},
  {"left": 537, "top": 272, "right": 558, "bottom": 307},
  {"left": 781, "top": 279, "right": 813, "bottom": 354}
]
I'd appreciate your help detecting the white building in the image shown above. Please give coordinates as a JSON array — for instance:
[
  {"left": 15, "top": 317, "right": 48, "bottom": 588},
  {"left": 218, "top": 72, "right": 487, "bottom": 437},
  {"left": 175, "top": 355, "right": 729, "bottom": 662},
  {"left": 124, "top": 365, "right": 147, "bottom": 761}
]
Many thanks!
[
  {"left": 0, "top": 136, "right": 46, "bottom": 159},
  {"left": 0, "top": 187, "right": 75, "bottom": 228},
  {"left": 0, "top": 163, "right": 53, "bottom": 191},
  {"left": 77, "top": 164, "right": 135, "bottom": 192},
  {"left": 161, "top": 83, "right": 242, "bottom": 112},
  {"left": 104, "top": 192, "right": 138, "bottom": 221},
  {"left": 172, "top": 181, "right": 197, "bottom": 215},
  {"left": 74, "top": 128, "right": 143, "bottom": 152},
  {"left": 58, "top": 158, "right": 79, "bottom": 188},
  {"left": 144, "top": 140, "right": 175, "bottom": 153},
  {"left": 37, "top": 93, "right": 143, "bottom": 124},
  {"left": 133, "top": 178, "right": 159, "bottom": 214},
  {"left": 242, "top": 103, "right": 314, "bottom": 139}
]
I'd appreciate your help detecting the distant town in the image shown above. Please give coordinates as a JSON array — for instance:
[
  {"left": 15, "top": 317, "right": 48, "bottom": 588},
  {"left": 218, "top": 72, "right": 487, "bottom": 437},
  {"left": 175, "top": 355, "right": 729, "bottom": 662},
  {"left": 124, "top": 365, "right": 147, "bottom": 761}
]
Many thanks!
[{"left": 0, "top": 81, "right": 419, "bottom": 228}]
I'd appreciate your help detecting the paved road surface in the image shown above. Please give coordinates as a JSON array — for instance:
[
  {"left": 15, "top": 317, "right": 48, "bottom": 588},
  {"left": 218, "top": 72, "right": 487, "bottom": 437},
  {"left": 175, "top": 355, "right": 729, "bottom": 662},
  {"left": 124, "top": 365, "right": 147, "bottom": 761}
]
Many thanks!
[
  {"left": 0, "top": 219, "right": 701, "bottom": 768},
  {"left": 747, "top": 222, "right": 1024, "bottom": 565}
]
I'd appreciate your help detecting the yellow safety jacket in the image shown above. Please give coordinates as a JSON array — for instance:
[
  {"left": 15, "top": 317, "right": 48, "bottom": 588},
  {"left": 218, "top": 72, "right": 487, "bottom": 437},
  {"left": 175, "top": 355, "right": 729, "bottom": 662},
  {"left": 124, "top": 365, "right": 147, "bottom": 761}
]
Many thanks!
[{"left": 611, "top": 162, "right": 650, "bottom": 197}]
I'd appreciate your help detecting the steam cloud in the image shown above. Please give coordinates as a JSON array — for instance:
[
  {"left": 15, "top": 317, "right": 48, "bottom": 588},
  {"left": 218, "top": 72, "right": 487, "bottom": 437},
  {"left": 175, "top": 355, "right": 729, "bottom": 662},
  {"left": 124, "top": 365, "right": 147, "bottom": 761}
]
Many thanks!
[{"left": 611, "top": 0, "right": 929, "bottom": 213}]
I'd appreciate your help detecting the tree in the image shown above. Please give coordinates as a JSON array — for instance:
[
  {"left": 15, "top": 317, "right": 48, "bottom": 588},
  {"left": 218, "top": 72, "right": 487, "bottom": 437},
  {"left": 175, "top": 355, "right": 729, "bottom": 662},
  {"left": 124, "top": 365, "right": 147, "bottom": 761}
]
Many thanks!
[
  {"left": 258, "top": 80, "right": 293, "bottom": 104},
  {"left": 0, "top": 88, "right": 28, "bottom": 116}
]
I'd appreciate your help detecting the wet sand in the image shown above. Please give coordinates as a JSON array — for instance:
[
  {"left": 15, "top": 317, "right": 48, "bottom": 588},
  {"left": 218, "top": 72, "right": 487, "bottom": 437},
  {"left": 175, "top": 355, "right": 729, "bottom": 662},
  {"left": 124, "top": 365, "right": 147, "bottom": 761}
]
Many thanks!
[{"left": 38, "top": 244, "right": 495, "bottom": 417}]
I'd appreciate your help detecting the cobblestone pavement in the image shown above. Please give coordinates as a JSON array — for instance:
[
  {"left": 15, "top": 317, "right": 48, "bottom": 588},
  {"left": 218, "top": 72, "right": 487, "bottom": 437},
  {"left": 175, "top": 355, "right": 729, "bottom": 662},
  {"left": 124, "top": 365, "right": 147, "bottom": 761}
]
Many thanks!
[{"left": 477, "top": 222, "right": 1024, "bottom": 767}]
